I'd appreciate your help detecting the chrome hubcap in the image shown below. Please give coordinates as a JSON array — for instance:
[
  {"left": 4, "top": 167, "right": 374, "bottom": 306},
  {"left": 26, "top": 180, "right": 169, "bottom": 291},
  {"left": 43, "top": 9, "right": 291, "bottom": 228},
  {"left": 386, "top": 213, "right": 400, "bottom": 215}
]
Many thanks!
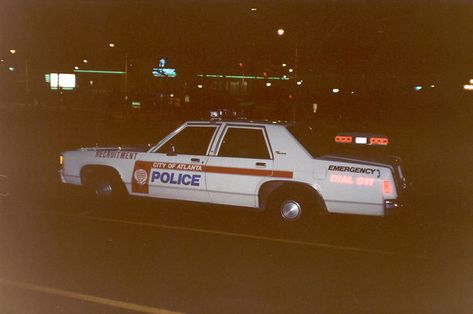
[
  {"left": 280, "top": 200, "right": 302, "bottom": 221},
  {"left": 95, "top": 182, "right": 113, "bottom": 197}
]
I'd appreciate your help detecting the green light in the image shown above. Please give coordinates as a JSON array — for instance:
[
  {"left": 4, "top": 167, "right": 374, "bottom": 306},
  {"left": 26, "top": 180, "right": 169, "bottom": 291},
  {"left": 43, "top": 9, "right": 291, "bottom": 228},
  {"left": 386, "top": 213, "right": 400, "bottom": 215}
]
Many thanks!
[
  {"left": 74, "top": 69, "right": 126, "bottom": 75},
  {"left": 51, "top": 87, "right": 74, "bottom": 91},
  {"left": 197, "top": 74, "right": 289, "bottom": 81}
]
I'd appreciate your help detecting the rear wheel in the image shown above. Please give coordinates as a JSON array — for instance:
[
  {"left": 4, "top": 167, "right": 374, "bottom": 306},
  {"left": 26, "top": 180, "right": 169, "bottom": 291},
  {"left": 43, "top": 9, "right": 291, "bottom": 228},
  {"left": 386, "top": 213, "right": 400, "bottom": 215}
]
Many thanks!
[{"left": 268, "top": 186, "right": 319, "bottom": 227}]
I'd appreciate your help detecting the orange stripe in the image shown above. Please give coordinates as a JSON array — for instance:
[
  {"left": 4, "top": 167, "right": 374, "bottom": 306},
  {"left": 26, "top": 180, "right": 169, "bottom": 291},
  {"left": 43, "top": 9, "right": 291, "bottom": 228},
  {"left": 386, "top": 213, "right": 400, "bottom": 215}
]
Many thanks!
[{"left": 204, "top": 165, "right": 293, "bottom": 179}]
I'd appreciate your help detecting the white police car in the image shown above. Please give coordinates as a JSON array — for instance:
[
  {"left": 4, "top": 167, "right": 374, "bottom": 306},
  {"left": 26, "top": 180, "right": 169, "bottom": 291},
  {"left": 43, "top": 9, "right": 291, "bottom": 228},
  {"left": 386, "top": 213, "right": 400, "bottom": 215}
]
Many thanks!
[{"left": 59, "top": 117, "right": 406, "bottom": 222}]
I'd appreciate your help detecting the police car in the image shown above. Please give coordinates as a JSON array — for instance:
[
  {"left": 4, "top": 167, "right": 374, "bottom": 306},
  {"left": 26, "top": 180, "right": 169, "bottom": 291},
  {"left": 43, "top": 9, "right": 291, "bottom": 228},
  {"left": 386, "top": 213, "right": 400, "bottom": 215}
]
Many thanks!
[{"left": 59, "top": 116, "right": 406, "bottom": 222}]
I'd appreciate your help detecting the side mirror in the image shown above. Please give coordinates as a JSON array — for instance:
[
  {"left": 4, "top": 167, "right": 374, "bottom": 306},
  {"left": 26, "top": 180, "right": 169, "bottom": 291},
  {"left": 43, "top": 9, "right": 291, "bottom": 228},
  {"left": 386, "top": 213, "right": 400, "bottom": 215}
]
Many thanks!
[{"left": 167, "top": 144, "right": 177, "bottom": 156}]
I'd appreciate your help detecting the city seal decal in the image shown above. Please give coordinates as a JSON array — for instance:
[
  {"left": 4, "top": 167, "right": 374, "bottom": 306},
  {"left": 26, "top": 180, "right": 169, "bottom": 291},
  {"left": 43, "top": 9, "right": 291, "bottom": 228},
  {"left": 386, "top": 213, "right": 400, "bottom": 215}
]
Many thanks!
[{"left": 134, "top": 169, "right": 148, "bottom": 186}]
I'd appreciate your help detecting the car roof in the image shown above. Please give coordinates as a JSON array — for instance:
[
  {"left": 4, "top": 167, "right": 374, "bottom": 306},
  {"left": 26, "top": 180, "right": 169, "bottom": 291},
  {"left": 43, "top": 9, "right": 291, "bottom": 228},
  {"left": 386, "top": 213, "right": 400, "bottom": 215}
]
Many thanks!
[{"left": 186, "top": 120, "right": 292, "bottom": 127}]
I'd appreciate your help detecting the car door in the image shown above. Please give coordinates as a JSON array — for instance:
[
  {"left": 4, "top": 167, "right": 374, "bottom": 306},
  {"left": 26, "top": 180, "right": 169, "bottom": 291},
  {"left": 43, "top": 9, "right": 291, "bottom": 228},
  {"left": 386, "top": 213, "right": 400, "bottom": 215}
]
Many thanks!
[
  {"left": 131, "top": 123, "right": 218, "bottom": 203},
  {"left": 205, "top": 125, "right": 274, "bottom": 208}
]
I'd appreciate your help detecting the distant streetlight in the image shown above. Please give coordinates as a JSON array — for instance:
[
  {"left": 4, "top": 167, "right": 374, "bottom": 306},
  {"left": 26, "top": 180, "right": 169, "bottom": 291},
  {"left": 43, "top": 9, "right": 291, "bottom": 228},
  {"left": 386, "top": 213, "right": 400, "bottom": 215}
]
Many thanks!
[
  {"left": 9, "top": 49, "right": 16, "bottom": 54},
  {"left": 0, "top": 59, "right": 4, "bottom": 62},
  {"left": 197, "top": 84, "right": 203, "bottom": 89},
  {"left": 266, "top": 82, "right": 272, "bottom": 87},
  {"left": 83, "top": 59, "right": 88, "bottom": 63},
  {"left": 250, "top": 7, "right": 257, "bottom": 11},
  {"left": 332, "top": 88, "right": 340, "bottom": 93},
  {"left": 74, "top": 66, "right": 79, "bottom": 70},
  {"left": 296, "top": 80, "right": 303, "bottom": 86},
  {"left": 109, "top": 43, "right": 115, "bottom": 48},
  {"left": 288, "top": 68, "right": 294, "bottom": 73},
  {"left": 8, "top": 67, "right": 14, "bottom": 71},
  {"left": 282, "top": 63, "right": 287, "bottom": 67},
  {"left": 277, "top": 28, "right": 285, "bottom": 36}
]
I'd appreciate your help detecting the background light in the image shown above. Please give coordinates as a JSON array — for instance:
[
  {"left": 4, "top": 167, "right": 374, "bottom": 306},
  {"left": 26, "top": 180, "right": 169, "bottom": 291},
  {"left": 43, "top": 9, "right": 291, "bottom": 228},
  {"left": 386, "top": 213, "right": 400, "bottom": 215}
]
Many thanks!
[
  {"left": 83, "top": 59, "right": 88, "bottom": 63},
  {"left": 8, "top": 67, "right": 14, "bottom": 71},
  {"left": 109, "top": 43, "right": 115, "bottom": 48},
  {"left": 50, "top": 73, "right": 76, "bottom": 90},
  {"left": 197, "top": 84, "right": 203, "bottom": 89},
  {"left": 288, "top": 68, "right": 294, "bottom": 73},
  {"left": 9, "top": 49, "right": 16, "bottom": 54},
  {"left": 277, "top": 28, "right": 285, "bottom": 36},
  {"left": 266, "top": 82, "right": 272, "bottom": 87},
  {"left": 332, "top": 88, "right": 340, "bottom": 93}
]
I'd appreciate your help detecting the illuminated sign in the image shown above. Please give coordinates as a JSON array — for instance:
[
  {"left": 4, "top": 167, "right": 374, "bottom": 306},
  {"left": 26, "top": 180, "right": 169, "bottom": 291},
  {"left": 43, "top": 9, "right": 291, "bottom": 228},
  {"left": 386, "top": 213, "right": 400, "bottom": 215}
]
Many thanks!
[
  {"left": 152, "top": 68, "right": 176, "bottom": 77},
  {"left": 50, "top": 73, "right": 76, "bottom": 90},
  {"left": 329, "top": 175, "right": 375, "bottom": 186}
]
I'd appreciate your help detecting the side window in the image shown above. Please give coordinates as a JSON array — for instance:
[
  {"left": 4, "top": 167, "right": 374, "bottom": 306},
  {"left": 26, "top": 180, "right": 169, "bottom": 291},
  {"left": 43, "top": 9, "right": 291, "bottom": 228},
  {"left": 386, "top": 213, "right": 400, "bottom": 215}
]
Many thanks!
[
  {"left": 218, "top": 127, "right": 270, "bottom": 159},
  {"left": 157, "top": 126, "right": 217, "bottom": 155}
]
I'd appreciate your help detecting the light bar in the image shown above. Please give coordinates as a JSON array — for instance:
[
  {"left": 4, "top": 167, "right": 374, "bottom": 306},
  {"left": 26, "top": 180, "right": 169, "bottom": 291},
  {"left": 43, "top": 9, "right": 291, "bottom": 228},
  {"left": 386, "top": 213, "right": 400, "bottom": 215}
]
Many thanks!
[
  {"left": 335, "top": 136, "right": 352, "bottom": 143},
  {"left": 370, "top": 137, "right": 389, "bottom": 145},
  {"left": 336, "top": 134, "right": 389, "bottom": 146},
  {"left": 74, "top": 69, "right": 126, "bottom": 75},
  {"left": 355, "top": 137, "right": 368, "bottom": 144}
]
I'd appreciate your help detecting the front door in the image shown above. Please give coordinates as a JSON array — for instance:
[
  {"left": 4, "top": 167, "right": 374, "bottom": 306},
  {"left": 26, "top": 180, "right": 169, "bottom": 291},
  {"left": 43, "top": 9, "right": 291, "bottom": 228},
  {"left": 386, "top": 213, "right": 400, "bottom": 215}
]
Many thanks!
[{"left": 131, "top": 124, "right": 218, "bottom": 203}]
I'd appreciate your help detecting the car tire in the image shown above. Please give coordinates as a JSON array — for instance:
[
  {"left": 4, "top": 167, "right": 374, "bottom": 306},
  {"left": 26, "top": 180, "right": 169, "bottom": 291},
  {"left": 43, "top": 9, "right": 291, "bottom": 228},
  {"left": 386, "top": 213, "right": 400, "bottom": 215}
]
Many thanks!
[
  {"left": 85, "top": 171, "right": 125, "bottom": 204},
  {"left": 268, "top": 186, "right": 318, "bottom": 227}
]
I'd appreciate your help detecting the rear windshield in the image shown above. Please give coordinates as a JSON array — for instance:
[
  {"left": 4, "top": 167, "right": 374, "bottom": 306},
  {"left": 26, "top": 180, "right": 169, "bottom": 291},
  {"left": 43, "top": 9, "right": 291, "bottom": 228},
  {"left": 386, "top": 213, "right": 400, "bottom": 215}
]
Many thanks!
[{"left": 287, "top": 123, "right": 394, "bottom": 158}]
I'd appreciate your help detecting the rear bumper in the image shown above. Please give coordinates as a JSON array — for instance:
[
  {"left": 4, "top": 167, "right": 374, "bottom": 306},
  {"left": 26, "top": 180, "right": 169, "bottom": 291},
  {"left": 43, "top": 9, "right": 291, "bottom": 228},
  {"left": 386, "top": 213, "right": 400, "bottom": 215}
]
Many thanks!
[{"left": 384, "top": 199, "right": 403, "bottom": 216}]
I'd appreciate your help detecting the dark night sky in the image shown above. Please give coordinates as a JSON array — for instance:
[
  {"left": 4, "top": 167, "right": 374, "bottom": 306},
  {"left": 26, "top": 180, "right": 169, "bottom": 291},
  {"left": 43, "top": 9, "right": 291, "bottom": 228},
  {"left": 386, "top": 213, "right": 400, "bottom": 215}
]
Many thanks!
[{"left": 1, "top": 0, "right": 473, "bottom": 86}]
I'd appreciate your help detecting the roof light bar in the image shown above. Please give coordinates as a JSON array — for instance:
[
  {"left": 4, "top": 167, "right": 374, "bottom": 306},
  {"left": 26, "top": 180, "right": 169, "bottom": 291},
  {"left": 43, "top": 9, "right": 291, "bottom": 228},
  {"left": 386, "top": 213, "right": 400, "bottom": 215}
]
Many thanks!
[
  {"left": 370, "top": 137, "right": 389, "bottom": 145},
  {"left": 355, "top": 137, "right": 368, "bottom": 144},
  {"left": 335, "top": 136, "right": 353, "bottom": 143}
]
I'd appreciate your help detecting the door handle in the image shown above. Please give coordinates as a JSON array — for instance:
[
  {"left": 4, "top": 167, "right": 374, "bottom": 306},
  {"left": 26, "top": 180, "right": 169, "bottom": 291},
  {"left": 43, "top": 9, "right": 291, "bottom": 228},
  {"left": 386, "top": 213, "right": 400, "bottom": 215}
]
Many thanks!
[
  {"left": 191, "top": 158, "right": 200, "bottom": 163},
  {"left": 256, "top": 162, "right": 266, "bottom": 167}
]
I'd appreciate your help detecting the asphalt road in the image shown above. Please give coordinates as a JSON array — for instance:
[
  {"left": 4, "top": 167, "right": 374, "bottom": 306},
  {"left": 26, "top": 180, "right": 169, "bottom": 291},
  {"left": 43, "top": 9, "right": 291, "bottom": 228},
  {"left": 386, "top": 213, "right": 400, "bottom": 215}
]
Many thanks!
[{"left": 1, "top": 103, "right": 473, "bottom": 313}]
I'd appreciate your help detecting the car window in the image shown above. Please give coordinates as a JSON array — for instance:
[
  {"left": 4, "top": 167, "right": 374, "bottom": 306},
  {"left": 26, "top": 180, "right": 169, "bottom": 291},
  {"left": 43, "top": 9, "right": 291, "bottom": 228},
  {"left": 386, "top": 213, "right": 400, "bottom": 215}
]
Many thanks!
[
  {"left": 217, "top": 127, "right": 270, "bottom": 159},
  {"left": 157, "top": 126, "right": 217, "bottom": 155}
]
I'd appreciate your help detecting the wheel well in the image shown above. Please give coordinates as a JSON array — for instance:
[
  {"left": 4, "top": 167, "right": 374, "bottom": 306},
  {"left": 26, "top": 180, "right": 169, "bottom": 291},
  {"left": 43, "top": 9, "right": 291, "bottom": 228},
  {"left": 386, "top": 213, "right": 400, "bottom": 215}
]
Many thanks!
[
  {"left": 80, "top": 165, "right": 123, "bottom": 187},
  {"left": 259, "top": 181, "right": 327, "bottom": 213}
]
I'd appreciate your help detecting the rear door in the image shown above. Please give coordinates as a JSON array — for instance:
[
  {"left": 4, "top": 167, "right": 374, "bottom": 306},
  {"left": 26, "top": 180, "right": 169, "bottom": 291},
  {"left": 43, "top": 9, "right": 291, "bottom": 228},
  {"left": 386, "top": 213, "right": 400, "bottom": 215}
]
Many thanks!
[{"left": 205, "top": 125, "right": 274, "bottom": 208}]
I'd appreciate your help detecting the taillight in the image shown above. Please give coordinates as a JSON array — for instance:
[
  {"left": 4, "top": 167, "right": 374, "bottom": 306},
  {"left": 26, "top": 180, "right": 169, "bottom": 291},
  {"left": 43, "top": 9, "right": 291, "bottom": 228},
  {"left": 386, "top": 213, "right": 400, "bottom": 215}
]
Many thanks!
[{"left": 382, "top": 180, "right": 392, "bottom": 195}]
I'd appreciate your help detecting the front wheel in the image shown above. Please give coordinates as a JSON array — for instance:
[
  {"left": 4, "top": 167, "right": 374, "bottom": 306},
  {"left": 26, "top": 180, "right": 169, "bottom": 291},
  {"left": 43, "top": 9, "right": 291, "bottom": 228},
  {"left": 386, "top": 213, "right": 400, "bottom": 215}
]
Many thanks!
[{"left": 84, "top": 172, "right": 126, "bottom": 204}]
